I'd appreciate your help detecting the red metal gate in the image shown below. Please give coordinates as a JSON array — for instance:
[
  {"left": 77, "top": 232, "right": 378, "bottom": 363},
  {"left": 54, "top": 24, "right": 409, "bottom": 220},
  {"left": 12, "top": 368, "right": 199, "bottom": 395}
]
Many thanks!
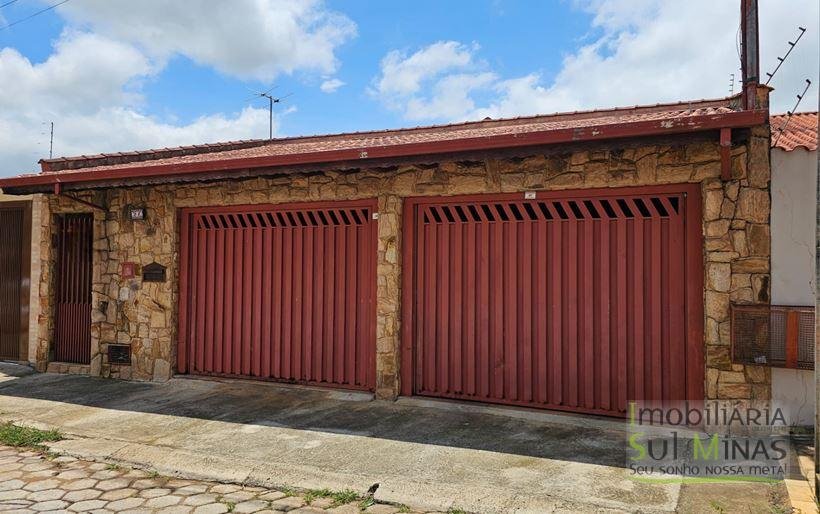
[
  {"left": 0, "top": 203, "right": 30, "bottom": 361},
  {"left": 55, "top": 213, "right": 93, "bottom": 364},
  {"left": 178, "top": 200, "right": 377, "bottom": 391},
  {"left": 401, "top": 185, "right": 703, "bottom": 417}
]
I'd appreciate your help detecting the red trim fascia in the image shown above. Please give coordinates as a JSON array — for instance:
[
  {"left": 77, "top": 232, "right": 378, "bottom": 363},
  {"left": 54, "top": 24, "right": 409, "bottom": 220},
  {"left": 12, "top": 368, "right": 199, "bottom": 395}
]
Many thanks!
[{"left": 0, "top": 110, "right": 767, "bottom": 190}]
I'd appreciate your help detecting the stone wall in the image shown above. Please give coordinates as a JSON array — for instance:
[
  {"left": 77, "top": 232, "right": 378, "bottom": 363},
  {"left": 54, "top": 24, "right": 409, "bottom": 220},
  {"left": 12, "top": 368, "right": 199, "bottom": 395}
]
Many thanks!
[{"left": 33, "top": 129, "right": 771, "bottom": 402}]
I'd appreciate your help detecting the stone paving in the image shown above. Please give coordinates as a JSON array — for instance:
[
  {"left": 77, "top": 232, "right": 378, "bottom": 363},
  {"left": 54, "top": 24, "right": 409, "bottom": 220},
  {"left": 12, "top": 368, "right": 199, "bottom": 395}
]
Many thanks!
[{"left": 0, "top": 446, "right": 430, "bottom": 514}]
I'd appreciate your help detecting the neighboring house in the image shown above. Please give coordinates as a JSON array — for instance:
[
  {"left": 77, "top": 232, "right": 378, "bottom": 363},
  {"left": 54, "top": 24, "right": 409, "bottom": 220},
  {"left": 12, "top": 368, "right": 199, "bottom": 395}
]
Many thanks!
[
  {"left": 0, "top": 86, "right": 774, "bottom": 418},
  {"left": 769, "top": 112, "right": 817, "bottom": 426}
]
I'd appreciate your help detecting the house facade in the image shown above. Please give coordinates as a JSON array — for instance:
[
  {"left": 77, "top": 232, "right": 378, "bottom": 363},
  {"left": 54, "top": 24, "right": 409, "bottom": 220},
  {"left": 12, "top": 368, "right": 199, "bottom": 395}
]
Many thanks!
[
  {"left": 0, "top": 87, "right": 775, "bottom": 417},
  {"left": 769, "top": 112, "right": 818, "bottom": 426}
]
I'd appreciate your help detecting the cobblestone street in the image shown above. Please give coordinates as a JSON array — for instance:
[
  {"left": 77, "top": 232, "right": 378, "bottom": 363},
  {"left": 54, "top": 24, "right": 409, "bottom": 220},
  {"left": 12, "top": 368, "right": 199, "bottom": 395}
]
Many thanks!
[{"left": 0, "top": 446, "right": 425, "bottom": 514}]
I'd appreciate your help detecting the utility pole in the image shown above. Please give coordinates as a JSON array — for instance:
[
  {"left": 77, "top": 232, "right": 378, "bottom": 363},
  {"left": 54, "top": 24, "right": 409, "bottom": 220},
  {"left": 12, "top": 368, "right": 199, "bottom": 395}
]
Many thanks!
[
  {"left": 815, "top": 73, "right": 819, "bottom": 500},
  {"left": 740, "top": 0, "right": 760, "bottom": 110},
  {"left": 49, "top": 121, "right": 53, "bottom": 159}
]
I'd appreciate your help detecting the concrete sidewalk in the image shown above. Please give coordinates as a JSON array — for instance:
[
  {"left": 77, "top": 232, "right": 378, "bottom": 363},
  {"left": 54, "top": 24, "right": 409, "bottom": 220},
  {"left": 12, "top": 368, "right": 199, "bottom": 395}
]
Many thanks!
[{"left": 0, "top": 363, "right": 783, "bottom": 513}]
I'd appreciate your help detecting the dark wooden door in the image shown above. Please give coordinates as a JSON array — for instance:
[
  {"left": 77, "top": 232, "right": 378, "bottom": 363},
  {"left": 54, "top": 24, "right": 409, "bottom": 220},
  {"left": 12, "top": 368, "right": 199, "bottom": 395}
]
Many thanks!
[
  {"left": 0, "top": 202, "right": 31, "bottom": 361},
  {"left": 54, "top": 213, "right": 93, "bottom": 364}
]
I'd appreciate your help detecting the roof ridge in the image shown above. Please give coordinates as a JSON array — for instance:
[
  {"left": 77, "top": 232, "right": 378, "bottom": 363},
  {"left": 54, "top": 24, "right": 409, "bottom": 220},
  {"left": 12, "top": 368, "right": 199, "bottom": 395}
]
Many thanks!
[{"left": 40, "top": 94, "right": 741, "bottom": 172}]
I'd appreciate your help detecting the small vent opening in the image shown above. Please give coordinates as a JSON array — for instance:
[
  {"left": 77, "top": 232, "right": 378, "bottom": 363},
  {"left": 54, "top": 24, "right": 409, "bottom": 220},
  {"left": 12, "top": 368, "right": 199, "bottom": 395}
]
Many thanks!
[{"left": 107, "top": 344, "right": 131, "bottom": 365}]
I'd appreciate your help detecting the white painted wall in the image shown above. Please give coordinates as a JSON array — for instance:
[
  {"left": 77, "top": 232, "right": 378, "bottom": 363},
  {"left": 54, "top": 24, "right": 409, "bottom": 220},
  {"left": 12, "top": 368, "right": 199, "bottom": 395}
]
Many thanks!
[{"left": 770, "top": 148, "right": 816, "bottom": 426}]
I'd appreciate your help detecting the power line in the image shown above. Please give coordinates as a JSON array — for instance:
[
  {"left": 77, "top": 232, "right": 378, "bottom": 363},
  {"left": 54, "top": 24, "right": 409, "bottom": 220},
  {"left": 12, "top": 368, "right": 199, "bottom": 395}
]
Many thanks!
[
  {"left": 0, "top": 0, "right": 23, "bottom": 9},
  {"left": 0, "top": 0, "right": 69, "bottom": 31}
]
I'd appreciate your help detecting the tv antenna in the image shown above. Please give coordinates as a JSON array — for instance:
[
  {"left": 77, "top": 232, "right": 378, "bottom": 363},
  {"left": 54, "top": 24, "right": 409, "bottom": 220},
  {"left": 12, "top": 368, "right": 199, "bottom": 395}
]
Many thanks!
[
  {"left": 41, "top": 121, "right": 53, "bottom": 158},
  {"left": 729, "top": 73, "right": 735, "bottom": 95},
  {"left": 246, "top": 86, "right": 293, "bottom": 139},
  {"left": 772, "top": 78, "right": 812, "bottom": 147},
  {"left": 765, "top": 26, "right": 807, "bottom": 85}
]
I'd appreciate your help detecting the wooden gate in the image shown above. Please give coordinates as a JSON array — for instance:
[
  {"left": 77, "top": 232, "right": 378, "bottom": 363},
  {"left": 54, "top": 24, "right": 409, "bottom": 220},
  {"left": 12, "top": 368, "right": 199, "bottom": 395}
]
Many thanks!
[
  {"left": 178, "top": 200, "right": 378, "bottom": 391},
  {"left": 0, "top": 202, "right": 30, "bottom": 361},
  {"left": 54, "top": 213, "right": 93, "bottom": 364},
  {"left": 401, "top": 185, "right": 703, "bottom": 417}
]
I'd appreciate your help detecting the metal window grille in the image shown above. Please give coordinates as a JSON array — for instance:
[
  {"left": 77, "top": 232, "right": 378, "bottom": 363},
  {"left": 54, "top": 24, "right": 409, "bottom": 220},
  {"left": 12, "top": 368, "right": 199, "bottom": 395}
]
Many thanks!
[{"left": 731, "top": 304, "right": 814, "bottom": 369}]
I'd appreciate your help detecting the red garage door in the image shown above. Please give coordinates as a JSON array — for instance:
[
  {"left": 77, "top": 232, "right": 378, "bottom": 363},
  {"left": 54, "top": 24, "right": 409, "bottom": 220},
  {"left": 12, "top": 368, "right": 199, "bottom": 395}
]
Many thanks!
[
  {"left": 178, "top": 200, "right": 377, "bottom": 391},
  {"left": 401, "top": 185, "right": 703, "bottom": 417}
]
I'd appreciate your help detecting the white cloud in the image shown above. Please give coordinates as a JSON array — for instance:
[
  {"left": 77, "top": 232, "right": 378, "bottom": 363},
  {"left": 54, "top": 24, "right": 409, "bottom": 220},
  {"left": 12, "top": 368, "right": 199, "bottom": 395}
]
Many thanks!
[
  {"left": 370, "top": 40, "right": 491, "bottom": 119},
  {"left": 0, "top": 31, "right": 153, "bottom": 115},
  {"left": 320, "top": 78, "right": 345, "bottom": 93},
  {"left": 373, "top": 0, "right": 819, "bottom": 122},
  {"left": 57, "top": 0, "right": 356, "bottom": 81},
  {"left": 404, "top": 72, "right": 497, "bottom": 121},
  {"left": 0, "top": 0, "right": 353, "bottom": 176},
  {"left": 0, "top": 31, "right": 271, "bottom": 175},
  {"left": 374, "top": 41, "right": 478, "bottom": 98}
]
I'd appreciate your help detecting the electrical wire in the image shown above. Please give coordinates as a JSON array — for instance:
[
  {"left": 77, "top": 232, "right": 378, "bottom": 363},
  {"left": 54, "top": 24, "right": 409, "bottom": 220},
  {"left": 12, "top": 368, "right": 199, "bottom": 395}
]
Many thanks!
[
  {"left": 0, "top": 0, "right": 22, "bottom": 9},
  {"left": 0, "top": 0, "right": 69, "bottom": 31}
]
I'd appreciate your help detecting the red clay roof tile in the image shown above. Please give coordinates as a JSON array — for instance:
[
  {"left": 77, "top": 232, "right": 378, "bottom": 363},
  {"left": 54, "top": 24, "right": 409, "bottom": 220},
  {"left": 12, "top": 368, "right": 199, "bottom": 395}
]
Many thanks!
[
  {"left": 38, "top": 95, "right": 741, "bottom": 174},
  {"left": 771, "top": 112, "right": 818, "bottom": 152}
]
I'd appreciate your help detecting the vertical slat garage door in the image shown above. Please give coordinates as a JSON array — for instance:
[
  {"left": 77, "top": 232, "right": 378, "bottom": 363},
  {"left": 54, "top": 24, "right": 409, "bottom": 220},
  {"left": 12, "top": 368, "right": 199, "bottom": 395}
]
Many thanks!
[
  {"left": 401, "top": 185, "right": 703, "bottom": 417},
  {"left": 0, "top": 204, "right": 29, "bottom": 361},
  {"left": 178, "top": 200, "right": 377, "bottom": 391}
]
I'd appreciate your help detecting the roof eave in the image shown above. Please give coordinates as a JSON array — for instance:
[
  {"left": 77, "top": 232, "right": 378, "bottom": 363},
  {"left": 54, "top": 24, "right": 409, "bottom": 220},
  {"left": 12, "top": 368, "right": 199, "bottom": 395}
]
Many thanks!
[{"left": 0, "top": 109, "right": 768, "bottom": 193}]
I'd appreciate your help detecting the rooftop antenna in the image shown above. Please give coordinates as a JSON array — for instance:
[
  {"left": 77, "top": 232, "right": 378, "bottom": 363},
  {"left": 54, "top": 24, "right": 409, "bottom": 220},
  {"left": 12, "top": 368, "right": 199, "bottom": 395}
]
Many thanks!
[
  {"left": 765, "top": 26, "right": 807, "bottom": 85},
  {"left": 772, "top": 78, "right": 812, "bottom": 147},
  {"left": 245, "top": 86, "right": 293, "bottom": 140},
  {"left": 41, "top": 121, "right": 53, "bottom": 158},
  {"left": 729, "top": 73, "right": 735, "bottom": 95}
]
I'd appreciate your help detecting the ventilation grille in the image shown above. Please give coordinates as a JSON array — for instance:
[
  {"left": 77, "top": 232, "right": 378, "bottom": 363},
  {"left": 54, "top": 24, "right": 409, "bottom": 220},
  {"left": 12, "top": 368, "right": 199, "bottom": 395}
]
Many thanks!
[
  {"left": 422, "top": 196, "right": 681, "bottom": 224},
  {"left": 196, "top": 208, "right": 370, "bottom": 230},
  {"left": 731, "top": 305, "right": 814, "bottom": 370},
  {"left": 107, "top": 344, "right": 131, "bottom": 365}
]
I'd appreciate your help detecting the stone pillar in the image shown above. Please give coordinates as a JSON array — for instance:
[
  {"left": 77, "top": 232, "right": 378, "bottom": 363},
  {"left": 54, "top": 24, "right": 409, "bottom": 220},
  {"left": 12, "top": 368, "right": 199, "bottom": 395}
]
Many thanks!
[
  {"left": 375, "top": 193, "right": 401, "bottom": 399},
  {"left": 703, "top": 102, "right": 772, "bottom": 401}
]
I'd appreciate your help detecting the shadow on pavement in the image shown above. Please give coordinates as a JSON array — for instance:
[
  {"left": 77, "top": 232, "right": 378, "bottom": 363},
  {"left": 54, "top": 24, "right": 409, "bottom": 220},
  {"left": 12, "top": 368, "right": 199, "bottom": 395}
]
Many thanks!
[{"left": 0, "top": 362, "right": 628, "bottom": 468}]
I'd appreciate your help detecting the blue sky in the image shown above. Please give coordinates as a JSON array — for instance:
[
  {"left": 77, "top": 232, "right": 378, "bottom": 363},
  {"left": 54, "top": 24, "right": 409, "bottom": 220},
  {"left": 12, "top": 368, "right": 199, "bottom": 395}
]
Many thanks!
[
  {"left": 0, "top": 1, "right": 592, "bottom": 134},
  {"left": 0, "top": 0, "right": 816, "bottom": 174}
]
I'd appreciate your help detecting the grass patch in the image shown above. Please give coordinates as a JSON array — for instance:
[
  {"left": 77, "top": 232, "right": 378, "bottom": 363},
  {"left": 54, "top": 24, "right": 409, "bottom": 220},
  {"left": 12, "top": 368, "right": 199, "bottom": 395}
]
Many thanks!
[
  {"left": 303, "top": 488, "right": 330, "bottom": 504},
  {"left": 397, "top": 505, "right": 411, "bottom": 513},
  {"left": 105, "top": 463, "right": 122, "bottom": 471},
  {"left": 0, "top": 422, "right": 62, "bottom": 452},
  {"left": 358, "top": 496, "right": 376, "bottom": 510},
  {"left": 447, "top": 508, "right": 467, "bottom": 514},
  {"left": 304, "top": 488, "right": 362, "bottom": 507},
  {"left": 330, "top": 489, "right": 360, "bottom": 506}
]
